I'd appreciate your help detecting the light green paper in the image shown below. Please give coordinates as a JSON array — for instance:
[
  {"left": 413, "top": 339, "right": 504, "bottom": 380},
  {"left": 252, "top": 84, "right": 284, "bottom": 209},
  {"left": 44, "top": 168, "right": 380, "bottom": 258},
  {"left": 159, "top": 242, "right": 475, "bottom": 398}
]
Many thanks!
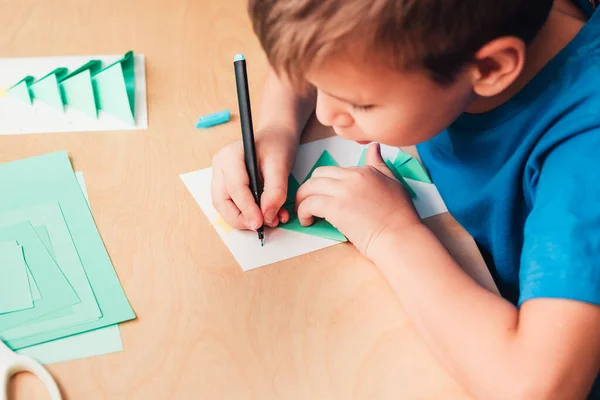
[
  {"left": 17, "top": 172, "right": 123, "bottom": 365},
  {"left": 393, "top": 151, "right": 413, "bottom": 169},
  {"left": 18, "top": 325, "right": 123, "bottom": 365},
  {"left": 25, "top": 265, "right": 42, "bottom": 302},
  {"left": 92, "top": 51, "right": 136, "bottom": 125},
  {"left": 0, "top": 241, "right": 34, "bottom": 314},
  {"left": 385, "top": 159, "right": 417, "bottom": 198},
  {"left": 30, "top": 72, "right": 65, "bottom": 111},
  {"left": 282, "top": 205, "right": 347, "bottom": 242},
  {"left": 0, "top": 222, "right": 78, "bottom": 334},
  {"left": 0, "top": 151, "right": 135, "bottom": 350},
  {"left": 0, "top": 202, "right": 102, "bottom": 348},
  {"left": 34, "top": 226, "right": 55, "bottom": 259},
  {"left": 395, "top": 158, "right": 432, "bottom": 184},
  {"left": 60, "top": 69, "right": 97, "bottom": 118},
  {"left": 7, "top": 76, "right": 34, "bottom": 104},
  {"left": 357, "top": 148, "right": 367, "bottom": 167},
  {"left": 279, "top": 150, "right": 347, "bottom": 242}
]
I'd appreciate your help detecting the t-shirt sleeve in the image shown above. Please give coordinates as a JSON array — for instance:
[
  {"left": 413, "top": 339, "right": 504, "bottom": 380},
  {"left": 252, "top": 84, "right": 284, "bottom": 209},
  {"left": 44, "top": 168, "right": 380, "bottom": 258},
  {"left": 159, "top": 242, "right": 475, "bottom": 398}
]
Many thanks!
[{"left": 519, "top": 129, "right": 600, "bottom": 306}]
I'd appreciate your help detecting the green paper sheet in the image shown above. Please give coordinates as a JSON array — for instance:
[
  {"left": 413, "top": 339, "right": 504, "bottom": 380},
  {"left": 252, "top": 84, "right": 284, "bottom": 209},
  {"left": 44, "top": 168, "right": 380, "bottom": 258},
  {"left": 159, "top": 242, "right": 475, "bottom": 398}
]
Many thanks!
[
  {"left": 281, "top": 205, "right": 347, "bottom": 242},
  {"left": 18, "top": 324, "right": 123, "bottom": 365},
  {"left": 25, "top": 265, "right": 42, "bottom": 302},
  {"left": 395, "top": 158, "right": 432, "bottom": 184},
  {"left": 0, "top": 222, "right": 78, "bottom": 332},
  {"left": 393, "top": 151, "right": 413, "bottom": 169},
  {"left": 0, "top": 241, "right": 34, "bottom": 314},
  {"left": 30, "top": 70, "right": 66, "bottom": 111},
  {"left": 92, "top": 51, "right": 136, "bottom": 125},
  {"left": 304, "top": 150, "right": 337, "bottom": 182},
  {"left": 24, "top": 226, "right": 54, "bottom": 302},
  {"left": 385, "top": 159, "right": 417, "bottom": 198},
  {"left": 7, "top": 76, "right": 34, "bottom": 104},
  {"left": 17, "top": 172, "right": 123, "bottom": 365},
  {"left": 60, "top": 69, "right": 97, "bottom": 118},
  {"left": 279, "top": 150, "right": 347, "bottom": 242},
  {"left": 0, "top": 202, "right": 101, "bottom": 346},
  {"left": 0, "top": 151, "right": 135, "bottom": 350}
]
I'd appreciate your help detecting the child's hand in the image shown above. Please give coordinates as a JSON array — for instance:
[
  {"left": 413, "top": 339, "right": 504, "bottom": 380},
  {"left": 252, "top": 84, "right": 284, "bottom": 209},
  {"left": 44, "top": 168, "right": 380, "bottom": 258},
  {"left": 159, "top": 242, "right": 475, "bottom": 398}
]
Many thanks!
[
  {"left": 295, "top": 143, "right": 422, "bottom": 258},
  {"left": 211, "top": 126, "right": 298, "bottom": 230}
]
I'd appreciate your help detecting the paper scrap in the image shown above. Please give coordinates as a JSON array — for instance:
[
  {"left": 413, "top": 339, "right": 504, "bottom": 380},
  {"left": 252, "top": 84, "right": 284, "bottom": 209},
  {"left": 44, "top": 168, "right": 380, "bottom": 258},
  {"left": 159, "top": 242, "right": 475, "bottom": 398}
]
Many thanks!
[
  {"left": 211, "top": 214, "right": 233, "bottom": 234},
  {"left": 0, "top": 241, "right": 34, "bottom": 314}
]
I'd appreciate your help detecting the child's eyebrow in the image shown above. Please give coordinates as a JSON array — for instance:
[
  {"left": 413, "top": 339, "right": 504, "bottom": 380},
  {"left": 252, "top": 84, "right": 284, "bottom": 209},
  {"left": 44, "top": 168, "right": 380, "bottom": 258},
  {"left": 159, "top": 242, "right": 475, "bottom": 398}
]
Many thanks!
[{"left": 321, "top": 89, "right": 370, "bottom": 105}]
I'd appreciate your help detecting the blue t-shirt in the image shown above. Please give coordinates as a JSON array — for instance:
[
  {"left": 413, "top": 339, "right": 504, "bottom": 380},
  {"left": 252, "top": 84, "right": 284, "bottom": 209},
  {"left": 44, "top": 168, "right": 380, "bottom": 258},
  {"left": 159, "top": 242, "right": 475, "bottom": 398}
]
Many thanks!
[{"left": 418, "top": 4, "right": 600, "bottom": 398}]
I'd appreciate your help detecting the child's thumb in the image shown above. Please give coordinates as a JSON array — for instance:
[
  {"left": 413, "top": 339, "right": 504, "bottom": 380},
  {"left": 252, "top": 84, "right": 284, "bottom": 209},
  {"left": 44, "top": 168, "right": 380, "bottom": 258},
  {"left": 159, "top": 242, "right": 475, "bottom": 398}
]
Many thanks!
[{"left": 365, "top": 143, "right": 395, "bottom": 179}]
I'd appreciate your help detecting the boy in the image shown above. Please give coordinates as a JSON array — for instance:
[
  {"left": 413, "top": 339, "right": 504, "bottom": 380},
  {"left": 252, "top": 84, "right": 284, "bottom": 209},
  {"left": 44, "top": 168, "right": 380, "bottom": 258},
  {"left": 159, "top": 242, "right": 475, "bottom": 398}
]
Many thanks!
[{"left": 211, "top": 0, "right": 600, "bottom": 398}]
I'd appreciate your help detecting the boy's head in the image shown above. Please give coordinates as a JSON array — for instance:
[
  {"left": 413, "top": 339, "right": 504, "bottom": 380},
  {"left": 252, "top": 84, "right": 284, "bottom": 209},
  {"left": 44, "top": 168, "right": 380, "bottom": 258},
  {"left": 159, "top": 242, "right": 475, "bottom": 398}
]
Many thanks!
[{"left": 248, "top": 0, "right": 553, "bottom": 146}]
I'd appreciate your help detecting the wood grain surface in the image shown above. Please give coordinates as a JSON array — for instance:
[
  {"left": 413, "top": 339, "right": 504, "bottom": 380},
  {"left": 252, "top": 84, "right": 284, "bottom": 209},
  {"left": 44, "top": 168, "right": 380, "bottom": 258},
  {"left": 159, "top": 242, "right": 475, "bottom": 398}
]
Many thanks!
[{"left": 1, "top": 1, "right": 497, "bottom": 398}]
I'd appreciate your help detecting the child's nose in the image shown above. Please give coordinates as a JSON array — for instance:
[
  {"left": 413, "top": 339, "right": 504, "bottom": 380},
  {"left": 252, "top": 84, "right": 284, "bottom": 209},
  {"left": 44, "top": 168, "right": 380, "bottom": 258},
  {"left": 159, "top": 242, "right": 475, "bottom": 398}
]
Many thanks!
[{"left": 316, "top": 91, "right": 354, "bottom": 128}]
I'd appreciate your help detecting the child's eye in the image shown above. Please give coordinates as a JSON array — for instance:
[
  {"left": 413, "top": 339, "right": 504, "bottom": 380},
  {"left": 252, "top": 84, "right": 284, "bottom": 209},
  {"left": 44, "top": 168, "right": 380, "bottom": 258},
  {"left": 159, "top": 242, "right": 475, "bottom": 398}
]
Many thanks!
[{"left": 352, "top": 104, "right": 374, "bottom": 112}]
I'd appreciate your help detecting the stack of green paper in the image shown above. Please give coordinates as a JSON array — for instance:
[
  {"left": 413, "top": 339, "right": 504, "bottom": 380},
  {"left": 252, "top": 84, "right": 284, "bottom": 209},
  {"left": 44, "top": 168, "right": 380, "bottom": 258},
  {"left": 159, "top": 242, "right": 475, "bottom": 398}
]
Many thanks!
[
  {"left": 0, "top": 151, "right": 135, "bottom": 363},
  {"left": 280, "top": 148, "right": 433, "bottom": 242}
]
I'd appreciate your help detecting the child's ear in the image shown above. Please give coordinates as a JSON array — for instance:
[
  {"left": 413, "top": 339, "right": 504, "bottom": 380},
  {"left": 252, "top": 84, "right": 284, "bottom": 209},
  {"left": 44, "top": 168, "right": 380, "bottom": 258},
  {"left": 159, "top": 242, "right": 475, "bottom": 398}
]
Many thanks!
[{"left": 469, "top": 37, "right": 526, "bottom": 97}]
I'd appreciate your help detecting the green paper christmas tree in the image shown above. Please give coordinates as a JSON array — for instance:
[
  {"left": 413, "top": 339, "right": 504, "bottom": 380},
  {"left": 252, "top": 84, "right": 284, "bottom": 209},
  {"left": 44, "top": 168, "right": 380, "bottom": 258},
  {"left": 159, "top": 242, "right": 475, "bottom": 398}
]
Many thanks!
[
  {"left": 280, "top": 147, "right": 433, "bottom": 242},
  {"left": 6, "top": 51, "right": 136, "bottom": 125}
]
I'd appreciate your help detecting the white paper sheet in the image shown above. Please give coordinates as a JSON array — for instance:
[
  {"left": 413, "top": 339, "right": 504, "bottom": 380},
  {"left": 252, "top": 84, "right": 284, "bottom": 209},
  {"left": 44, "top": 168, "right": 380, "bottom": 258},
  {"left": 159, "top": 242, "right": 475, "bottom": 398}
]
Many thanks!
[
  {"left": 0, "top": 53, "right": 148, "bottom": 134},
  {"left": 181, "top": 136, "right": 448, "bottom": 271}
]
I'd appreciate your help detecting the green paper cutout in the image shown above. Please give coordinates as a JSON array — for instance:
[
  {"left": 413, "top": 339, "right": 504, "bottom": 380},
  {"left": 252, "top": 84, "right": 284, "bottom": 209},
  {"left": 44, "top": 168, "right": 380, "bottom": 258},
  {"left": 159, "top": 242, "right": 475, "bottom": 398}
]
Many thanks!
[
  {"left": 17, "top": 172, "right": 123, "bottom": 365},
  {"left": 393, "top": 151, "right": 413, "bottom": 169},
  {"left": 0, "top": 222, "right": 79, "bottom": 333},
  {"left": 92, "top": 51, "right": 135, "bottom": 125},
  {"left": 285, "top": 174, "right": 301, "bottom": 206},
  {"left": 30, "top": 73, "right": 65, "bottom": 111},
  {"left": 385, "top": 159, "right": 417, "bottom": 198},
  {"left": 62, "top": 60, "right": 102, "bottom": 81},
  {"left": 357, "top": 148, "right": 367, "bottom": 166},
  {"left": 0, "top": 241, "right": 34, "bottom": 315},
  {"left": 281, "top": 205, "right": 347, "bottom": 242},
  {"left": 7, "top": 76, "right": 34, "bottom": 104},
  {"left": 304, "top": 150, "right": 337, "bottom": 182},
  {"left": 395, "top": 158, "right": 432, "bottom": 184},
  {"left": 0, "top": 151, "right": 135, "bottom": 350},
  {"left": 279, "top": 150, "right": 347, "bottom": 242},
  {"left": 60, "top": 69, "right": 98, "bottom": 118},
  {"left": 25, "top": 264, "right": 42, "bottom": 302}
]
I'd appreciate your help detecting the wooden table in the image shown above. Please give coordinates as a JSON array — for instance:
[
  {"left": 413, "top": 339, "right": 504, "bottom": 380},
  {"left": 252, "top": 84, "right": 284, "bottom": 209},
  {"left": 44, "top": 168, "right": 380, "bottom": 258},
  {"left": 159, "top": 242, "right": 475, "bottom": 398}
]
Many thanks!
[{"left": 1, "top": 0, "right": 498, "bottom": 398}]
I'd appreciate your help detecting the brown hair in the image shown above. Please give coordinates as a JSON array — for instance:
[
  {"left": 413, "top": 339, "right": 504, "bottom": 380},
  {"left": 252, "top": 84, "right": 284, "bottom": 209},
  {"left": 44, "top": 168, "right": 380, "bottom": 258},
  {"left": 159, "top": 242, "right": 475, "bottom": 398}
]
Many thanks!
[{"left": 248, "top": 0, "right": 553, "bottom": 86}]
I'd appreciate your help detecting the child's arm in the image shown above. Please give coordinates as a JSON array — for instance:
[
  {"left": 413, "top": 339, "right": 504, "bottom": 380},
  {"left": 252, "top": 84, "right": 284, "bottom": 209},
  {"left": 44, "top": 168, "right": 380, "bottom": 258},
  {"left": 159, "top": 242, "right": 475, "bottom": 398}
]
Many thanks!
[
  {"left": 296, "top": 143, "right": 600, "bottom": 400},
  {"left": 371, "top": 224, "right": 600, "bottom": 400}
]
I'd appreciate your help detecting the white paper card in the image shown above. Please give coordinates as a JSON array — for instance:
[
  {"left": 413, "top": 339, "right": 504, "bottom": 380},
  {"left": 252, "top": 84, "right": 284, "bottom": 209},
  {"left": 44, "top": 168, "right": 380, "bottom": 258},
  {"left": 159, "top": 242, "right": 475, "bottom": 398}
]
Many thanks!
[
  {"left": 181, "top": 136, "right": 448, "bottom": 271},
  {"left": 0, "top": 53, "right": 148, "bottom": 134}
]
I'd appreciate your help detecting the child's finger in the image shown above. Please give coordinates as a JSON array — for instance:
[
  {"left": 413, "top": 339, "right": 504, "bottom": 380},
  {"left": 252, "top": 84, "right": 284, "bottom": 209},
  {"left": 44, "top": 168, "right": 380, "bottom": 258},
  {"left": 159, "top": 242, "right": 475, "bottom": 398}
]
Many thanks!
[
  {"left": 295, "top": 177, "right": 340, "bottom": 211},
  {"left": 309, "top": 166, "right": 347, "bottom": 180},
  {"left": 296, "top": 194, "right": 333, "bottom": 227},
  {"left": 222, "top": 161, "right": 263, "bottom": 229},
  {"left": 211, "top": 170, "right": 249, "bottom": 229},
  {"left": 260, "top": 159, "right": 289, "bottom": 225},
  {"left": 365, "top": 143, "right": 395, "bottom": 180}
]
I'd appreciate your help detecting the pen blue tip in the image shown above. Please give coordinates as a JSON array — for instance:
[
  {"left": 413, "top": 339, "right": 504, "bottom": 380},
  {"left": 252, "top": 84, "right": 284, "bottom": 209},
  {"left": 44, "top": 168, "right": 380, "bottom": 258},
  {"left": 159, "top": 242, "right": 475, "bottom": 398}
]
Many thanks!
[{"left": 234, "top": 53, "right": 245, "bottom": 62}]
